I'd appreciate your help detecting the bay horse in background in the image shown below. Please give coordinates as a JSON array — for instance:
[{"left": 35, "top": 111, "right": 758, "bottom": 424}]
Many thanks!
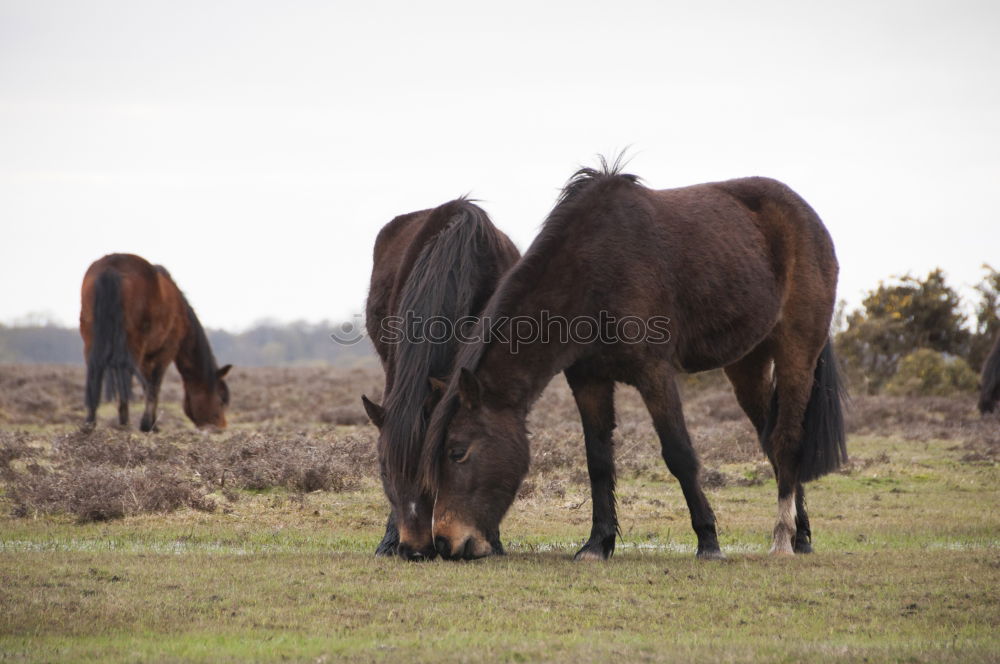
[
  {"left": 80, "top": 253, "right": 232, "bottom": 432},
  {"left": 419, "top": 158, "right": 847, "bottom": 561},
  {"left": 361, "top": 198, "right": 520, "bottom": 560},
  {"left": 979, "top": 331, "right": 1000, "bottom": 414}
]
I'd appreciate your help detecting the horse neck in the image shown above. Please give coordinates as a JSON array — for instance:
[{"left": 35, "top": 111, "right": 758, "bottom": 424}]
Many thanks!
[
  {"left": 174, "top": 317, "right": 215, "bottom": 391},
  {"left": 476, "top": 303, "right": 580, "bottom": 415}
]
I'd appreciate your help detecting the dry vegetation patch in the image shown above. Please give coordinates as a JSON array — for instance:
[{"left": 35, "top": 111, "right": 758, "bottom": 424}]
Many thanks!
[
  {"left": 1, "top": 364, "right": 995, "bottom": 524},
  {"left": 1, "top": 423, "right": 377, "bottom": 522}
]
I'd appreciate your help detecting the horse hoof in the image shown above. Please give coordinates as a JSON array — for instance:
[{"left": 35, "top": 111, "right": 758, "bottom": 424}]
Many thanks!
[
  {"left": 573, "top": 548, "right": 607, "bottom": 562},
  {"left": 573, "top": 538, "right": 613, "bottom": 561},
  {"left": 794, "top": 541, "right": 814, "bottom": 554},
  {"left": 696, "top": 548, "right": 726, "bottom": 561}
]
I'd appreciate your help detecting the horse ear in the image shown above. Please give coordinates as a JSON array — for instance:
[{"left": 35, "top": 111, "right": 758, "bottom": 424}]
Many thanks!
[
  {"left": 424, "top": 377, "right": 447, "bottom": 413},
  {"left": 361, "top": 395, "right": 385, "bottom": 429},
  {"left": 458, "top": 368, "right": 482, "bottom": 410},
  {"left": 217, "top": 364, "right": 232, "bottom": 379}
]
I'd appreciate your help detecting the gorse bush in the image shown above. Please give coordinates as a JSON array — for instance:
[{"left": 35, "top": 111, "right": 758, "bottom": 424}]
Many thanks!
[
  {"left": 884, "top": 349, "right": 979, "bottom": 397},
  {"left": 970, "top": 264, "right": 1000, "bottom": 371},
  {"left": 836, "top": 266, "right": 1000, "bottom": 394},
  {"left": 836, "top": 269, "right": 969, "bottom": 393}
]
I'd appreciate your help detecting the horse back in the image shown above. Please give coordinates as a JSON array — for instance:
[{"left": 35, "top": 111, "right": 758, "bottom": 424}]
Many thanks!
[
  {"left": 80, "top": 253, "right": 188, "bottom": 363},
  {"left": 366, "top": 202, "right": 519, "bottom": 374},
  {"left": 637, "top": 178, "right": 836, "bottom": 372},
  {"left": 366, "top": 209, "right": 433, "bottom": 367}
]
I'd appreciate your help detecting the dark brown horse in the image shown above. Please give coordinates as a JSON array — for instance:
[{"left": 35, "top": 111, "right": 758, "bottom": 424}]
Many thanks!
[
  {"left": 361, "top": 199, "right": 519, "bottom": 559},
  {"left": 979, "top": 332, "right": 1000, "bottom": 414},
  {"left": 418, "top": 159, "right": 847, "bottom": 560},
  {"left": 80, "top": 253, "right": 231, "bottom": 432}
]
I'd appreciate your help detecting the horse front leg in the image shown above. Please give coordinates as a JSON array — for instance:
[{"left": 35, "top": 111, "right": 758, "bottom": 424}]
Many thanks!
[
  {"left": 637, "top": 368, "right": 722, "bottom": 560},
  {"left": 374, "top": 509, "right": 400, "bottom": 557},
  {"left": 140, "top": 363, "right": 166, "bottom": 433},
  {"left": 117, "top": 398, "right": 129, "bottom": 428},
  {"left": 565, "top": 367, "right": 618, "bottom": 561}
]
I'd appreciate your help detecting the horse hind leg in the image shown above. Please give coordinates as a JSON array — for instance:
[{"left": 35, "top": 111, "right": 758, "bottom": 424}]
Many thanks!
[
  {"left": 765, "top": 343, "right": 822, "bottom": 555},
  {"left": 83, "top": 359, "right": 102, "bottom": 431},
  {"left": 723, "top": 343, "right": 773, "bottom": 435},
  {"left": 725, "top": 344, "right": 814, "bottom": 553},
  {"left": 793, "top": 484, "right": 812, "bottom": 553}
]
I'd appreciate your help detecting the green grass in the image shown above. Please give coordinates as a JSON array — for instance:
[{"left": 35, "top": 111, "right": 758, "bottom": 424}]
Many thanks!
[{"left": 2, "top": 434, "right": 998, "bottom": 662}]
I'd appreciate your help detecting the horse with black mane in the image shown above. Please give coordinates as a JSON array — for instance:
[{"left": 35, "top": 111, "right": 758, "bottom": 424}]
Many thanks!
[
  {"left": 361, "top": 198, "right": 519, "bottom": 559},
  {"left": 80, "top": 253, "right": 231, "bottom": 432},
  {"left": 417, "top": 158, "right": 847, "bottom": 561},
  {"left": 979, "top": 332, "right": 1000, "bottom": 414}
]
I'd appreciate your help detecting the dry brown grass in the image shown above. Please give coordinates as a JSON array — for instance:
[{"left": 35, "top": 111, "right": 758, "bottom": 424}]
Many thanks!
[
  {"left": 846, "top": 393, "right": 1000, "bottom": 461},
  {"left": 1, "top": 363, "right": 995, "bottom": 522},
  {"left": 0, "top": 364, "right": 382, "bottom": 428},
  {"left": 1, "top": 426, "right": 377, "bottom": 522},
  {"left": 0, "top": 365, "right": 381, "bottom": 522}
]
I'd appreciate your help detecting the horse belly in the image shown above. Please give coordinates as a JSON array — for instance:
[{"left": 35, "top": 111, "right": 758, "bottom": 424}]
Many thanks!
[
  {"left": 675, "top": 308, "right": 778, "bottom": 373},
  {"left": 669, "top": 251, "right": 783, "bottom": 373}
]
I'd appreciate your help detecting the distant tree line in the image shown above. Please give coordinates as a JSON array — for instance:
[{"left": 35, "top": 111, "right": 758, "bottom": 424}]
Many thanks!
[
  {"left": 0, "top": 320, "right": 375, "bottom": 368},
  {"left": 2, "top": 267, "right": 998, "bottom": 394}
]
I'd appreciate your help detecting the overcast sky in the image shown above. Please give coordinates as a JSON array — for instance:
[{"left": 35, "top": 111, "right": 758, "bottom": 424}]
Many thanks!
[{"left": 1, "top": 0, "right": 997, "bottom": 331}]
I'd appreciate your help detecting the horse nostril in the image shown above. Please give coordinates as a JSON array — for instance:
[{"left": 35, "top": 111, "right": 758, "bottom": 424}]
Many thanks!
[
  {"left": 434, "top": 535, "right": 451, "bottom": 558},
  {"left": 461, "top": 538, "right": 475, "bottom": 560},
  {"left": 398, "top": 542, "right": 430, "bottom": 562}
]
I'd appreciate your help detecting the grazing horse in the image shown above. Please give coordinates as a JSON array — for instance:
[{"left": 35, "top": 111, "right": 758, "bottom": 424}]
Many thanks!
[
  {"left": 979, "top": 332, "right": 1000, "bottom": 414},
  {"left": 418, "top": 159, "right": 847, "bottom": 561},
  {"left": 361, "top": 198, "right": 519, "bottom": 560},
  {"left": 80, "top": 253, "right": 231, "bottom": 432}
]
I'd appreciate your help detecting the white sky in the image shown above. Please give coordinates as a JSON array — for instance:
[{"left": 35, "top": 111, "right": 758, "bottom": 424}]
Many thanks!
[{"left": 1, "top": 0, "right": 998, "bottom": 330}]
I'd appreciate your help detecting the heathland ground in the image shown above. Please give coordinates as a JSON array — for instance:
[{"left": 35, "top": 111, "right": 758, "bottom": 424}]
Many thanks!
[{"left": 1, "top": 365, "right": 998, "bottom": 662}]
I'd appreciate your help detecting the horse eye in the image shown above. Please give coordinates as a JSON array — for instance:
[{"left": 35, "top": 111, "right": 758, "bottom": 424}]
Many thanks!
[{"left": 448, "top": 447, "right": 469, "bottom": 463}]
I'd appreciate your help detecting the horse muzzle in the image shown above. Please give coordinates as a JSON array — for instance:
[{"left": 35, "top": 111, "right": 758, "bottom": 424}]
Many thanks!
[{"left": 433, "top": 532, "right": 504, "bottom": 560}]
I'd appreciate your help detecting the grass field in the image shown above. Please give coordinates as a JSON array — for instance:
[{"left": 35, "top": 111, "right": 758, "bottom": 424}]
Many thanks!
[{"left": 1, "top": 365, "right": 998, "bottom": 662}]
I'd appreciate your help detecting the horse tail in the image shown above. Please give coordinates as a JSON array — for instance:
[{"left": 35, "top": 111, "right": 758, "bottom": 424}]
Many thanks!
[
  {"left": 383, "top": 200, "right": 504, "bottom": 482},
  {"left": 762, "top": 339, "right": 848, "bottom": 482},
  {"left": 85, "top": 270, "right": 136, "bottom": 411},
  {"left": 979, "top": 334, "right": 1000, "bottom": 414}
]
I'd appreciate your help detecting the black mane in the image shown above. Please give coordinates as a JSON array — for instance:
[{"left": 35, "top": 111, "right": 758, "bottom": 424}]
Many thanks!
[
  {"left": 157, "top": 265, "right": 220, "bottom": 386},
  {"left": 182, "top": 297, "right": 220, "bottom": 385},
  {"left": 382, "top": 199, "right": 506, "bottom": 485},
  {"left": 557, "top": 153, "right": 640, "bottom": 206},
  {"left": 420, "top": 156, "right": 640, "bottom": 491}
]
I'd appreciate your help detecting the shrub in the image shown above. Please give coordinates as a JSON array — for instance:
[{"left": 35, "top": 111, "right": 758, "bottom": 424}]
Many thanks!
[
  {"left": 836, "top": 269, "right": 970, "bottom": 393},
  {"left": 884, "top": 349, "right": 979, "bottom": 397}
]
